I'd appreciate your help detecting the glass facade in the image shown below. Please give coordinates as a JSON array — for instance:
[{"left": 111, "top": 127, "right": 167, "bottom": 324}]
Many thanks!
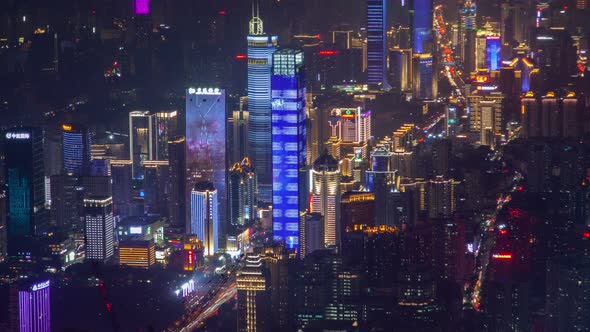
[
  {"left": 190, "top": 182, "right": 219, "bottom": 256},
  {"left": 186, "top": 88, "right": 227, "bottom": 227},
  {"left": 129, "top": 111, "right": 157, "bottom": 179},
  {"left": 367, "top": 0, "right": 390, "bottom": 88},
  {"left": 4, "top": 127, "right": 45, "bottom": 254},
  {"left": 413, "top": 0, "right": 433, "bottom": 54},
  {"left": 271, "top": 49, "right": 306, "bottom": 251},
  {"left": 248, "top": 34, "right": 278, "bottom": 193},
  {"left": 62, "top": 124, "right": 91, "bottom": 176},
  {"left": 486, "top": 36, "right": 501, "bottom": 71}
]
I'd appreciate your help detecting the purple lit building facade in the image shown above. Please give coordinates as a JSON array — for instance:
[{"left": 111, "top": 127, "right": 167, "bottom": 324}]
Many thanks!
[
  {"left": 186, "top": 88, "right": 227, "bottom": 230},
  {"left": 17, "top": 280, "right": 51, "bottom": 332},
  {"left": 134, "top": 0, "right": 149, "bottom": 15}
]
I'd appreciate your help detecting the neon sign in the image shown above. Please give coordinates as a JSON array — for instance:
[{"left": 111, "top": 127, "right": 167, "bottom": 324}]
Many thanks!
[
  {"left": 188, "top": 87, "right": 221, "bottom": 95},
  {"left": 31, "top": 280, "right": 50, "bottom": 291},
  {"left": 5, "top": 132, "right": 30, "bottom": 140}
]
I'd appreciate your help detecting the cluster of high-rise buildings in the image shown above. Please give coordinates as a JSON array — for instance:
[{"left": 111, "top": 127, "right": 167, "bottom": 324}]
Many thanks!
[{"left": 2, "top": 0, "right": 590, "bottom": 330}]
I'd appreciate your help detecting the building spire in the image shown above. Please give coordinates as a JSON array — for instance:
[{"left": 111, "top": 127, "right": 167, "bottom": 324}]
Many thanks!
[{"left": 249, "top": 1, "right": 264, "bottom": 35}]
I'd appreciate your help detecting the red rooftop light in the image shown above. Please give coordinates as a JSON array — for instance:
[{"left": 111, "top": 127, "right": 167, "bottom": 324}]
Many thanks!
[
  {"left": 319, "top": 50, "right": 338, "bottom": 56},
  {"left": 235, "top": 54, "right": 247, "bottom": 60}
]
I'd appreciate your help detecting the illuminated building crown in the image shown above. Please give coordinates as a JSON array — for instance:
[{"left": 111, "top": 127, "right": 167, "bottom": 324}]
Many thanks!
[{"left": 249, "top": 3, "right": 264, "bottom": 35}]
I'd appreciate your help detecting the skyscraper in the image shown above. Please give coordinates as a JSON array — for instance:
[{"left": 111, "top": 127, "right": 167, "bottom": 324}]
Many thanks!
[
  {"left": 190, "top": 181, "right": 219, "bottom": 256},
  {"left": 50, "top": 174, "right": 82, "bottom": 233},
  {"left": 247, "top": 9, "right": 278, "bottom": 199},
  {"left": 310, "top": 151, "right": 341, "bottom": 247},
  {"left": 271, "top": 49, "right": 306, "bottom": 251},
  {"left": 3, "top": 127, "right": 46, "bottom": 256},
  {"left": 167, "top": 137, "right": 186, "bottom": 232},
  {"left": 185, "top": 87, "right": 227, "bottom": 230},
  {"left": 237, "top": 254, "right": 270, "bottom": 332},
  {"left": 129, "top": 111, "right": 157, "bottom": 179},
  {"left": 83, "top": 197, "right": 114, "bottom": 262},
  {"left": 61, "top": 124, "right": 91, "bottom": 176},
  {"left": 155, "top": 110, "right": 178, "bottom": 160},
  {"left": 228, "top": 157, "right": 257, "bottom": 226},
  {"left": 366, "top": 147, "right": 396, "bottom": 226},
  {"left": 459, "top": 0, "right": 477, "bottom": 63},
  {"left": 143, "top": 160, "right": 169, "bottom": 215},
  {"left": 413, "top": 0, "right": 433, "bottom": 54},
  {"left": 427, "top": 176, "right": 457, "bottom": 219},
  {"left": 110, "top": 160, "right": 132, "bottom": 218},
  {"left": 412, "top": 53, "right": 437, "bottom": 99},
  {"left": 367, "top": 0, "right": 391, "bottom": 89},
  {"left": 14, "top": 280, "right": 51, "bottom": 332},
  {"left": 486, "top": 36, "right": 501, "bottom": 71}
]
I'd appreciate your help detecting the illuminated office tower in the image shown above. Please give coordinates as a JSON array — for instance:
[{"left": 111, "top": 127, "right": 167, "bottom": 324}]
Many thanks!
[
  {"left": 310, "top": 151, "right": 341, "bottom": 247},
  {"left": 413, "top": 0, "right": 433, "bottom": 54},
  {"left": 83, "top": 197, "right": 114, "bottom": 262},
  {"left": 427, "top": 176, "right": 457, "bottom": 219},
  {"left": 247, "top": 9, "right": 278, "bottom": 198},
  {"left": 329, "top": 107, "right": 372, "bottom": 143},
  {"left": 167, "top": 137, "right": 186, "bottom": 232},
  {"left": 185, "top": 87, "right": 227, "bottom": 228},
  {"left": 541, "top": 91, "right": 560, "bottom": 138},
  {"left": 458, "top": 0, "right": 477, "bottom": 62},
  {"left": 110, "top": 160, "right": 132, "bottom": 218},
  {"left": 237, "top": 254, "right": 270, "bottom": 332},
  {"left": 62, "top": 124, "right": 91, "bottom": 176},
  {"left": 14, "top": 280, "right": 51, "bottom": 332},
  {"left": 155, "top": 110, "right": 178, "bottom": 160},
  {"left": 412, "top": 53, "right": 437, "bottom": 99},
  {"left": 341, "top": 191, "right": 375, "bottom": 233},
  {"left": 521, "top": 92, "right": 541, "bottom": 138},
  {"left": 501, "top": 1, "right": 528, "bottom": 52},
  {"left": 3, "top": 127, "right": 47, "bottom": 256},
  {"left": 230, "top": 98, "right": 250, "bottom": 165},
  {"left": 366, "top": 146, "right": 396, "bottom": 226},
  {"left": 468, "top": 91, "right": 504, "bottom": 146},
  {"left": 389, "top": 47, "right": 413, "bottom": 91},
  {"left": 229, "top": 157, "right": 257, "bottom": 226},
  {"left": 129, "top": 111, "right": 157, "bottom": 179},
  {"left": 190, "top": 182, "right": 218, "bottom": 256},
  {"left": 486, "top": 36, "right": 501, "bottom": 71},
  {"left": 271, "top": 49, "right": 306, "bottom": 251},
  {"left": 367, "top": 0, "right": 391, "bottom": 89},
  {"left": 119, "top": 238, "right": 155, "bottom": 268}
]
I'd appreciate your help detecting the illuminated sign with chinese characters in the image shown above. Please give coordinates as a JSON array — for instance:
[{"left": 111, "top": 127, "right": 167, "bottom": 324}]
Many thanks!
[
  {"left": 187, "top": 87, "right": 221, "bottom": 95},
  {"left": 5, "top": 132, "right": 31, "bottom": 140}
]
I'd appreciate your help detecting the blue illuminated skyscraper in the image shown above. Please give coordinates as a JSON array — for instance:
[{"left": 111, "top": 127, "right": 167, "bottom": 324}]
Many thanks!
[
  {"left": 62, "top": 123, "right": 91, "bottom": 176},
  {"left": 413, "top": 0, "right": 433, "bottom": 54},
  {"left": 367, "top": 0, "right": 391, "bottom": 89},
  {"left": 247, "top": 8, "right": 278, "bottom": 200},
  {"left": 486, "top": 36, "right": 501, "bottom": 71},
  {"left": 271, "top": 49, "right": 306, "bottom": 251},
  {"left": 3, "top": 127, "right": 46, "bottom": 256}
]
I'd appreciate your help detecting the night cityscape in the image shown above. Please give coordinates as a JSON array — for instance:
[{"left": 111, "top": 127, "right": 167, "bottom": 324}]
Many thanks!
[{"left": 1, "top": 0, "right": 590, "bottom": 331}]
